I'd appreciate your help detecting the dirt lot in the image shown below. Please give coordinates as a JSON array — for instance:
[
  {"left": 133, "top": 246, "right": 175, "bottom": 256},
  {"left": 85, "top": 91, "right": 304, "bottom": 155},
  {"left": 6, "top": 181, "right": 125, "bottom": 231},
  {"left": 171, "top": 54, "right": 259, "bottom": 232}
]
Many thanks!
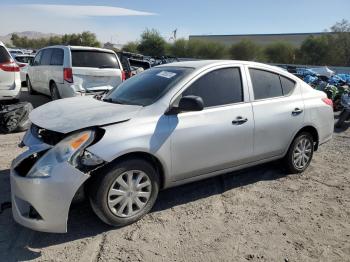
[{"left": 0, "top": 90, "right": 349, "bottom": 262}]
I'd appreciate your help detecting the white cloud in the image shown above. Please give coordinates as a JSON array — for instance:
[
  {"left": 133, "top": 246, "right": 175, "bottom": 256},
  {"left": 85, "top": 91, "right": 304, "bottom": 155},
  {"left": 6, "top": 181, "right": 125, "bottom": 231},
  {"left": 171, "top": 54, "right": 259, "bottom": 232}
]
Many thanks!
[{"left": 20, "top": 4, "right": 156, "bottom": 17}]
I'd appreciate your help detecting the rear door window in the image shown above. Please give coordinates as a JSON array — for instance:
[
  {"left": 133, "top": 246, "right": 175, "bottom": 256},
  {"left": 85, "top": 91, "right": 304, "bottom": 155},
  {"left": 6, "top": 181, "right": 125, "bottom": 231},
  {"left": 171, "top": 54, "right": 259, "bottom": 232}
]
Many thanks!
[
  {"left": 0, "top": 46, "right": 11, "bottom": 63},
  {"left": 71, "top": 50, "right": 120, "bottom": 68},
  {"left": 40, "top": 49, "right": 53, "bottom": 65},
  {"left": 249, "top": 69, "right": 283, "bottom": 100},
  {"left": 280, "top": 75, "right": 296, "bottom": 95},
  {"left": 50, "top": 49, "right": 64, "bottom": 66}
]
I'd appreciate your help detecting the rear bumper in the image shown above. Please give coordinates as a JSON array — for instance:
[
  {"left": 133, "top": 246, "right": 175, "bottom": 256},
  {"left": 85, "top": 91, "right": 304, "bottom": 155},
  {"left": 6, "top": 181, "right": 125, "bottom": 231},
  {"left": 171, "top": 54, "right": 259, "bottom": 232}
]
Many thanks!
[
  {"left": 10, "top": 129, "right": 90, "bottom": 233},
  {"left": 56, "top": 82, "right": 113, "bottom": 98},
  {"left": 0, "top": 80, "right": 21, "bottom": 100}
]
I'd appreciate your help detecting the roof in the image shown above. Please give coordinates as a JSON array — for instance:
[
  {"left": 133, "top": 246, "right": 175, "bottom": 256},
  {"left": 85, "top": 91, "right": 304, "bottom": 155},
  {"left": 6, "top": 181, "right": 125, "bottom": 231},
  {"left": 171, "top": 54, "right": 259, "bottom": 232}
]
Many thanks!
[
  {"left": 38, "top": 45, "right": 115, "bottom": 53},
  {"left": 157, "top": 60, "right": 292, "bottom": 78},
  {"left": 157, "top": 60, "right": 273, "bottom": 69}
]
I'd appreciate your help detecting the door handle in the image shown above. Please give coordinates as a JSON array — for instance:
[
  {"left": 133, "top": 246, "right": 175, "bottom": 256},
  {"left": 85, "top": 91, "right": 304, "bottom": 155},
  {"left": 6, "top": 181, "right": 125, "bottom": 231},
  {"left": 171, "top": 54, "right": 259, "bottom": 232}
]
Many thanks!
[
  {"left": 232, "top": 116, "right": 248, "bottom": 125},
  {"left": 292, "top": 108, "right": 303, "bottom": 115}
]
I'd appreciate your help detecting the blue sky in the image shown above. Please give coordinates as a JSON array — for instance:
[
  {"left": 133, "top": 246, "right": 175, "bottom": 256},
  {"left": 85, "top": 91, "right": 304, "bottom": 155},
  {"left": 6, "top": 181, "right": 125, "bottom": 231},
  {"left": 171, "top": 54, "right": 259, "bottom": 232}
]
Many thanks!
[{"left": 0, "top": 0, "right": 349, "bottom": 44}]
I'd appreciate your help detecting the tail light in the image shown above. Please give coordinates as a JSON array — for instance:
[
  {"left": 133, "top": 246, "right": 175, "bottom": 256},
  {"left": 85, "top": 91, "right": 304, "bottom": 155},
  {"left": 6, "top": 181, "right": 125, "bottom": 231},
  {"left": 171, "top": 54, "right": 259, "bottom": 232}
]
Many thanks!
[
  {"left": 17, "top": 62, "right": 27, "bottom": 68},
  {"left": 63, "top": 68, "right": 73, "bottom": 83},
  {"left": 0, "top": 61, "right": 20, "bottom": 72},
  {"left": 322, "top": 98, "right": 333, "bottom": 108},
  {"left": 121, "top": 70, "right": 126, "bottom": 81}
]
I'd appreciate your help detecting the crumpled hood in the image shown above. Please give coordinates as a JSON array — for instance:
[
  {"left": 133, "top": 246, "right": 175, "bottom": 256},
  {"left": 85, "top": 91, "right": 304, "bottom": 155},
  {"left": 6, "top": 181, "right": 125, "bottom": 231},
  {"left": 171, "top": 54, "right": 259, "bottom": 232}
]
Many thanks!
[{"left": 29, "top": 96, "right": 142, "bottom": 133}]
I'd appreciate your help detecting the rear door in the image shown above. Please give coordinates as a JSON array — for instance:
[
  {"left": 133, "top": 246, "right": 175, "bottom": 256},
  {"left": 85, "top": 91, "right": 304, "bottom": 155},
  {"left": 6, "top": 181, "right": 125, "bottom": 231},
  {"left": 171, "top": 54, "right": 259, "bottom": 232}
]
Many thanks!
[
  {"left": 0, "top": 45, "right": 15, "bottom": 90},
  {"left": 247, "top": 67, "right": 304, "bottom": 159},
  {"left": 70, "top": 50, "right": 122, "bottom": 93}
]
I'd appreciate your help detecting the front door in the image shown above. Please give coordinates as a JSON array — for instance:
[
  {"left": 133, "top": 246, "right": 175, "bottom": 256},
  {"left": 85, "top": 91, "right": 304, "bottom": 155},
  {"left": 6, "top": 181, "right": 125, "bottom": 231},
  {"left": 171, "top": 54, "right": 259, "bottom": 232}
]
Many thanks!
[{"left": 170, "top": 66, "right": 254, "bottom": 181}]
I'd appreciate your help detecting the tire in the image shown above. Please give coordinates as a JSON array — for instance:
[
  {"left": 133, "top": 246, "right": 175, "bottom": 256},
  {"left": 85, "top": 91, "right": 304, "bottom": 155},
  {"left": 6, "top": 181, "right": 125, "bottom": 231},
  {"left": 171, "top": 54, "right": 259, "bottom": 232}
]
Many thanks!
[
  {"left": 284, "top": 132, "right": 314, "bottom": 174},
  {"left": 50, "top": 82, "right": 61, "bottom": 100},
  {"left": 88, "top": 158, "right": 160, "bottom": 227},
  {"left": 335, "top": 110, "right": 349, "bottom": 128},
  {"left": 26, "top": 76, "right": 37, "bottom": 95}
]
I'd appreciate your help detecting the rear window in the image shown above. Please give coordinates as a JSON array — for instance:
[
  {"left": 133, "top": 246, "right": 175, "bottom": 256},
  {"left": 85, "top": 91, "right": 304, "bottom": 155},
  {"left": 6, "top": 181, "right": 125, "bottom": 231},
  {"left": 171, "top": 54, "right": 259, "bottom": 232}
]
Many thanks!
[
  {"left": 0, "top": 46, "right": 11, "bottom": 63},
  {"left": 15, "top": 56, "right": 33, "bottom": 64},
  {"left": 71, "top": 50, "right": 120, "bottom": 69}
]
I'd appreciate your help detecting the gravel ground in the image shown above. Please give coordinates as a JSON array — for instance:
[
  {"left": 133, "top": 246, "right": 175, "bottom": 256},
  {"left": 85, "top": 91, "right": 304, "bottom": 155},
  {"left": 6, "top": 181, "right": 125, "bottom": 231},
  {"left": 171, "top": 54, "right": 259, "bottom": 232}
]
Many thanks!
[{"left": 0, "top": 91, "right": 349, "bottom": 262}]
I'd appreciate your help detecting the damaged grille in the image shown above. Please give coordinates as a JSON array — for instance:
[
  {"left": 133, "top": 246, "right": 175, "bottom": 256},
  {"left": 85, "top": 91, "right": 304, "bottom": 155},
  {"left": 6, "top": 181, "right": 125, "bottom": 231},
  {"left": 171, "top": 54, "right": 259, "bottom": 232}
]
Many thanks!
[
  {"left": 14, "top": 151, "right": 47, "bottom": 177},
  {"left": 31, "top": 124, "right": 65, "bottom": 146}
]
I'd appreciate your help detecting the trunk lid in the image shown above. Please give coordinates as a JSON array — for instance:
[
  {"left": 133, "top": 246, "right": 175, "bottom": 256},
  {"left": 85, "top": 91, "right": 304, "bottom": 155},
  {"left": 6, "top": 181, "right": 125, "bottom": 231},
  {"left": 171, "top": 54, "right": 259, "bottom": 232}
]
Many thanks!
[{"left": 72, "top": 67, "right": 122, "bottom": 91}]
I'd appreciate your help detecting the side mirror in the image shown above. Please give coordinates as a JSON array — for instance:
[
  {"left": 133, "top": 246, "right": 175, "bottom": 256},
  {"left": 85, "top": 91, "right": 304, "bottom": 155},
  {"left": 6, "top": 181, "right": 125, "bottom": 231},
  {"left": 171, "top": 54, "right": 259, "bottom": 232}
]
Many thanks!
[{"left": 167, "top": 95, "right": 204, "bottom": 115}]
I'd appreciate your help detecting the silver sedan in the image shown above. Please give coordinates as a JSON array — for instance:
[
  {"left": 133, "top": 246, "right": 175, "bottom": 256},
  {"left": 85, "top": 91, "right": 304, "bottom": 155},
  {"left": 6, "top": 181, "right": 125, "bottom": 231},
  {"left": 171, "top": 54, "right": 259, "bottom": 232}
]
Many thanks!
[{"left": 11, "top": 60, "right": 334, "bottom": 233}]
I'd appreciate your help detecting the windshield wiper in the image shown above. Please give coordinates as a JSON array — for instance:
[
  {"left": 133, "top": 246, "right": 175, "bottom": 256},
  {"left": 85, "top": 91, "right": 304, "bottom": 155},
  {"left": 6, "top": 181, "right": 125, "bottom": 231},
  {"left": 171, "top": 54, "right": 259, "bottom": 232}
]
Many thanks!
[{"left": 102, "top": 98, "right": 126, "bottom": 104}]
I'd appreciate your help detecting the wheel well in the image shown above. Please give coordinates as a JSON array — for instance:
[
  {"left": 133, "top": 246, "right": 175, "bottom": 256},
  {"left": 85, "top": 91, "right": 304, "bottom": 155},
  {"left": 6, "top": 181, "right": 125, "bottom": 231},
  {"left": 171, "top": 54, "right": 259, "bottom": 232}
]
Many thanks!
[
  {"left": 295, "top": 126, "right": 319, "bottom": 151},
  {"left": 49, "top": 80, "right": 55, "bottom": 88},
  {"left": 109, "top": 152, "right": 165, "bottom": 189}
]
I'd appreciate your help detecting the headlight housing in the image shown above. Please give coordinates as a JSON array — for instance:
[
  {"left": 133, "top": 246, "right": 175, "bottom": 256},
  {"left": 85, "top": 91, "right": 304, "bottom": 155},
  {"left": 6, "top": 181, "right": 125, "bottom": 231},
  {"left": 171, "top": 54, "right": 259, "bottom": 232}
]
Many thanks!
[{"left": 27, "top": 130, "right": 96, "bottom": 178}]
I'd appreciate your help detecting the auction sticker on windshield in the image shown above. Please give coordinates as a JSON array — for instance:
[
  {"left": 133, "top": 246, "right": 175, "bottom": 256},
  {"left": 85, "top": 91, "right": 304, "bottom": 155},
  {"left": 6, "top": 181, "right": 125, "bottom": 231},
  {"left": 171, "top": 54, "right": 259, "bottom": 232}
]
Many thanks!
[{"left": 157, "top": 71, "right": 177, "bottom": 79}]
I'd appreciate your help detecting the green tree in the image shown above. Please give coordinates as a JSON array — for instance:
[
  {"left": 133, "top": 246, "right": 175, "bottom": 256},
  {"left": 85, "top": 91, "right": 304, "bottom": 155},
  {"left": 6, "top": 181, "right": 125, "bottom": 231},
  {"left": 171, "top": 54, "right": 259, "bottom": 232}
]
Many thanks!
[
  {"left": 330, "top": 19, "right": 350, "bottom": 66},
  {"left": 229, "top": 39, "right": 261, "bottom": 61},
  {"left": 264, "top": 42, "right": 296, "bottom": 64},
  {"left": 299, "top": 36, "right": 331, "bottom": 65},
  {"left": 122, "top": 41, "right": 139, "bottom": 53},
  {"left": 171, "top": 38, "right": 188, "bottom": 57},
  {"left": 195, "top": 41, "right": 228, "bottom": 59},
  {"left": 138, "top": 29, "right": 166, "bottom": 56},
  {"left": 10, "top": 31, "right": 100, "bottom": 49}
]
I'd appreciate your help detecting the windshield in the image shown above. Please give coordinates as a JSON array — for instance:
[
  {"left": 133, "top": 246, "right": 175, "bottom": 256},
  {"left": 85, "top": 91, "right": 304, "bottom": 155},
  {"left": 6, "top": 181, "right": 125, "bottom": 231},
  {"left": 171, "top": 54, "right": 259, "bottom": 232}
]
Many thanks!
[
  {"left": 71, "top": 50, "right": 120, "bottom": 68},
  {"left": 103, "top": 67, "right": 193, "bottom": 106}
]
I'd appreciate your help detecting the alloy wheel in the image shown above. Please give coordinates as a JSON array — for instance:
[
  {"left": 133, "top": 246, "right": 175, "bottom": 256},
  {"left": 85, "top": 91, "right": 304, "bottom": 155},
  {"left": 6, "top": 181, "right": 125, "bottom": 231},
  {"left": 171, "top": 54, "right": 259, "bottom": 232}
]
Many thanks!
[{"left": 292, "top": 137, "right": 312, "bottom": 169}]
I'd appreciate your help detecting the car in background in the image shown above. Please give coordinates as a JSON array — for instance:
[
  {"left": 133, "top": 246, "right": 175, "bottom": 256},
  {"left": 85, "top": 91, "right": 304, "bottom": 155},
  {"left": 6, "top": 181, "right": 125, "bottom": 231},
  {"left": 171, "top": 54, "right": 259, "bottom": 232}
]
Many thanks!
[
  {"left": 0, "top": 42, "right": 21, "bottom": 101},
  {"left": 9, "top": 49, "right": 24, "bottom": 56},
  {"left": 11, "top": 60, "right": 334, "bottom": 233},
  {"left": 13, "top": 54, "right": 35, "bottom": 86},
  {"left": 27, "top": 46, "right": 124, "bottom": 99}
]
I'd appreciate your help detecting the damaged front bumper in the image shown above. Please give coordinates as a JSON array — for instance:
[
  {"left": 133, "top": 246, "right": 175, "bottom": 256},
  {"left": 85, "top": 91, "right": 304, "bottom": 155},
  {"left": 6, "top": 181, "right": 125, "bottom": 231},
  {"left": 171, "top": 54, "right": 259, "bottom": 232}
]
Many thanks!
[{"left": 10, "top": 127, "right": 90, "bottom": 233}]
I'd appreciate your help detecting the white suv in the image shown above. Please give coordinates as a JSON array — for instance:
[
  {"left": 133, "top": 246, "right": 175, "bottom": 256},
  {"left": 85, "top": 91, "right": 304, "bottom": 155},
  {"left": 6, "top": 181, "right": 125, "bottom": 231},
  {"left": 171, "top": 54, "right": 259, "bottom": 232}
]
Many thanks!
[
  {"left": 0, "top": 42, "right": 21, "bottom": 101},
  {"left": 27, "top": 46, "right": 124, "bottom": 99}
]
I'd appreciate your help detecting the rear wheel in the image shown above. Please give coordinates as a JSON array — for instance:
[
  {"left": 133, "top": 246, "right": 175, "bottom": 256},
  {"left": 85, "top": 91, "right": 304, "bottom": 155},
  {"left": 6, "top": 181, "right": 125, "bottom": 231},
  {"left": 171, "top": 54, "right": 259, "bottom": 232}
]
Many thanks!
[
  {"left": 50, "top": 82, "right": 61, "bottom": 100},
  {"left": 26, "top": 76, "right": 36, "bottom": 95},
  {"left": 88, "top": 159, "right": 159, "bottom": 227},
  {"left": 284, "top": 132, "right": 314, "bottom": 173}
]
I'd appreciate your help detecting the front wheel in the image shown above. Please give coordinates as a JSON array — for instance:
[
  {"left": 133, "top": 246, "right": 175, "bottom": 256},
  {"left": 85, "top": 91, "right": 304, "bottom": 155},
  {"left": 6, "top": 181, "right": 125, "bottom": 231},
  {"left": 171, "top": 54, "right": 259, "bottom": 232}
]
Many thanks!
[
  {"left": 284, "top": 132, "right": 314, "bottom": 174},
  {"left": 88, "top": 159, "right": 159, "bottom": 227}
]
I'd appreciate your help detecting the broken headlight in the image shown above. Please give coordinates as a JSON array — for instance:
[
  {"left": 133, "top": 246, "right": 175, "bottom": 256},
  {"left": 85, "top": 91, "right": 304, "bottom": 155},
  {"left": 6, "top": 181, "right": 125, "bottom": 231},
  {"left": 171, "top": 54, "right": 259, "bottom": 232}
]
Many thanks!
[{"left": 27, "top": 130, "right": 96, "bottom": 178}]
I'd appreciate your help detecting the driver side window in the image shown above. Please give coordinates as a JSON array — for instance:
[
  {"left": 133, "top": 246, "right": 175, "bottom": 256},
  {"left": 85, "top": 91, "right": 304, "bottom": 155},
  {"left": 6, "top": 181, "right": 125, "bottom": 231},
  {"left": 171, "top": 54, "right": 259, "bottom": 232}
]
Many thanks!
[
  {"left": 181, "top": 67, "right": 243, "bottom": 108},
  {"left": 33, "top": 51, "right": 42, "bottom": 66}
]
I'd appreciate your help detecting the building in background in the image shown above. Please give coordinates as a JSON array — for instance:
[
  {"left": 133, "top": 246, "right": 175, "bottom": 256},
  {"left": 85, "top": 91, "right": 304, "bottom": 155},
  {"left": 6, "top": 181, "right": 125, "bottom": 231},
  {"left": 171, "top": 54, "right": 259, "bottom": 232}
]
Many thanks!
[{"left": 189, "top": 32, "right": 334, "bottom": 47}]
